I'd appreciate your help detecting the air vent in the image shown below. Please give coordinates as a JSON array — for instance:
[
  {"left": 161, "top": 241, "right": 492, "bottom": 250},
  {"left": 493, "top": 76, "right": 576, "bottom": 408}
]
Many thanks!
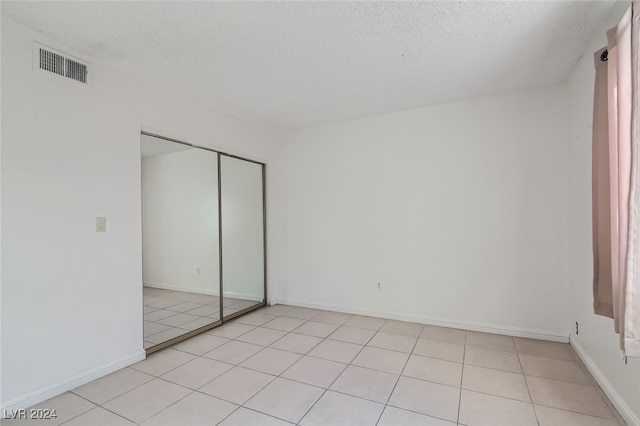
[{"left": 34, "top": 43, "right": 90, "bottom": 84}]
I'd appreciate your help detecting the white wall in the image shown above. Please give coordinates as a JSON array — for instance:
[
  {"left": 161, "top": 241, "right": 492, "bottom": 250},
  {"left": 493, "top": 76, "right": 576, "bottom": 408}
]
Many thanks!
[
  {"left": 567, "top": 2, "right": 640, "bottom": 424},
  {"left": 0, "top": 17, "right": 275, "bottom": 409},
  {"left": 142, "top": 148, "right": 220, "bottom": 296},
  {"left": 274, "top": 86, "right": 571, "bottom": 339}
]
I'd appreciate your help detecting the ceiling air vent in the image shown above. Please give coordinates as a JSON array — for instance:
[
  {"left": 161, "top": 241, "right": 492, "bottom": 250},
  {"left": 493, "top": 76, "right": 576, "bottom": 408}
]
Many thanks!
[{"left": 34, "top": 43, "right": 90, "bottom": 84}]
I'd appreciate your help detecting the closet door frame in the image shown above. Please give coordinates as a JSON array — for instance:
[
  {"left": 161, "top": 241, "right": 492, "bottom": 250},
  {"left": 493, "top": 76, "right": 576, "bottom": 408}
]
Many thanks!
[{"left": 141, "top": 131, "right": 267, "bottom": 355}]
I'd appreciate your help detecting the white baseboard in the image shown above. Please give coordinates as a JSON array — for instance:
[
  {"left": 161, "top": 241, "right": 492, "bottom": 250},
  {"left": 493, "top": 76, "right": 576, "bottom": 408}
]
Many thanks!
[
  {"left": 277, "top": 298, "right": 570, "bottom": 342},
  {"left": 144, "top": 282, "right": 219, "bottom": 296},
  {"left": 1, "top": 350, "right": 146, "bottom": 412},
  {"left": 570, "top": 338, "right": 639, "bottom": 426}
]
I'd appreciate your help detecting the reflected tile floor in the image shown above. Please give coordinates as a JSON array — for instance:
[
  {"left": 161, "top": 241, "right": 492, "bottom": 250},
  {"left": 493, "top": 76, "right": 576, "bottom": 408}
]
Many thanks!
[
  {"left": 143, "top": 287, "right": 259, "bottom": 349},
  {"left": 5, "top": 305, "right": 626, "bottom": 426}
]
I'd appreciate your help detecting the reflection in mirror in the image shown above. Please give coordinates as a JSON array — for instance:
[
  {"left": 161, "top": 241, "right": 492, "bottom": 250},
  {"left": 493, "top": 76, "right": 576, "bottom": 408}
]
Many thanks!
[
  {"left": 141, "top": 134, "right": 221, "bottom": 350},
  {"left": 220, "top": 155, "right": 265, "bottom": 318}
]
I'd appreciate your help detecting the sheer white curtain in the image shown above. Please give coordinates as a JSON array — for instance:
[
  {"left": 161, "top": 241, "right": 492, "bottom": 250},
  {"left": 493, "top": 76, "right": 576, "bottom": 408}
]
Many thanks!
[{"left": 593, "top": 2, "right": 640, "bottom": 356}]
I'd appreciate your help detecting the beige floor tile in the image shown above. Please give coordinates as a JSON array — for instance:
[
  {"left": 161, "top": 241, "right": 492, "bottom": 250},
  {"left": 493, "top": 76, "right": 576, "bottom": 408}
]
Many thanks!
[
  {"left": 145, "top": 310, "right": 178, "bottom": 322},
  {"left": 206, "top": 322, "right": 255, "bottom": 339},
  {"left": 236, "top": 327, "right": 288, "bottom": 346},
  {"left": 245, "top": 378, "right": 324, "bottom": 423},
  {"left": 465, "top": 331, "right": 516, "bottom": 352},
  {"left": 262, "top": 316, "right": 306, "bottom": 332},
  {"left": 368, "top": 332, "right": 417, "bottom": 353},
  {"left": 203, "top": 340, "right": 263, "bottom": 364},
  {"left": 224, "top": 307, "right": 243, "bottom": 316},
  {"left": 156, "top": 313, "right": 201, "bottom": 327},
  {"left": 379, "top": 320, "right": 424, "bottom": 337},
  {"left": 240, "top": 348, "right": 302, "bottom": 375},
  {"left": 144, "top": 322, "right": 171, "bottom": 338},
  {"left": 388, "top": 376, "right": 460, "bottom": 422},
  {"left": 234, "top": 312, "right": 278, "bottom": 326},
  {"left": 462, "top": 365, "right": 530, "bottom": 402},
  {"left": 344, "top": 315, "right": 386, "bottom": 331},
  {"left": 514, "top": 339, "right": 574, "bottom": 360},
  {"left": 330, "top": 365, "right": 398, "bottom": 403},
  {"left": 165, "top": 302, "right": 203, "bottom": 313},
  {"left": 217, "top": 407, "right": 293, "bottom": 426},
  {"left": 352, "top": 347, "right": 409, "bottom": 374},
  {"left": 147, "top": 299, "right": 182, "bottom": 309},
  {"left": 180, "top": 317, "right": 217, "bottom": 331},
  {"left": 299, "top": 390, "right": 384, "bottom": 426},
  {"left": 519, "top": 354, "right": 590, "bottom": 385},
  {"left": 130, "top": 349, "right": 196, "bottom": 377},
  {"left": 526, "top": 376, "right": 615, "bottom": 419},
  {"left": 464, "top": 346, "right": 522, "bottom": 373},
  {"left": 329, "top": 326, "right": 376, "bottom": 345},
  {"left": 102, "top": 379, "right": 191, "bottom": 424},
  {"left": 270, "top": 332, "right": 323, "bottom": 354},
  {"left": 222, "top": 297, "right": 242, "bottom": 307},
  {"left": 145, "top": 327, "right": 190, "bottom": 344},
  {"left": 261, "top": 304, "right": 296, "bottom": 316},
  {"left": 72, "top": 367, "right": 154, "bottom": 404},
  {"left": 308, "top": 339, "right": 363, "bottom": 363},
  {"left": 420, "top": 325, "right": 466, "bottom": 345},
  {"left": 283, "top": 307, "right": 322, "bottom": 320},
  {"left": 1, "top": 393, "right": 96, "bottom": 426},
  {"left": 378, "top": 406, "right": 455, "bottom": 426},
  {"left": 22, "top": 299, "right": 627, "bottom": 426},
  {"left": 458, "top": 390, "right": 537, "bottom": 426},
  {"left": 141, "top": 392, "right": 236, "bottom": 426},
  {"left": 312, "top": 311, "right": 353, "bottom": 325},
  {"left": 228, "top": 300, "right": 259, "bottom": 310},
  {"left": 171, "top": 333, "right": 229, "bottom": 355},
  {"left": 186, "top": 305, "right": 219, "bottom": 317},
  {"left": 534, "top": 405, "right": 621, "bottom": 426},
  {"left": 62, "top": 407, "right": 135, "bottom": 426},
  {"left": 295, "top": 321, "right": 340, "bottom": 338},
  {"left": 161, "top": 357, "right": 232, "bottom": 389},
  {"left": 199, "top": 367, "right": 274, "bottom": 405},
  {"left": 282, "top": 356, "right": 347, "bottom": 388},
  {"left": 412, "top": 338, "right": 464, "bottom": 363},
  {"left": 403, "top": 355, "right": 462, "bottom": 387}
]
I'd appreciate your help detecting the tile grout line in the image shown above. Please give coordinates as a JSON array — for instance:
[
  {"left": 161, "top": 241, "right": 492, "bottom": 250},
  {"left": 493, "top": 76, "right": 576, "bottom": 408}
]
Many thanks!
[
  {"left": 291, "top": 319, "right": 387, "bottom": 425},
  {"left": 373, "top": 326, "right": 423, "bottom": 426},
  {"left": 456, "top": 330, "right": 467, "bottom": 425},
  {"left": 515, "top": 342, "right": 540, "bottom": 426},
  {"left": 68, "top": 304, "right": 623, "bottom": 425},
  {"left": 199, "top": 310, "right": 323, "bottom": 424},
  {"left": 181, "top": 313, "right": 575, "bottom": 422}
]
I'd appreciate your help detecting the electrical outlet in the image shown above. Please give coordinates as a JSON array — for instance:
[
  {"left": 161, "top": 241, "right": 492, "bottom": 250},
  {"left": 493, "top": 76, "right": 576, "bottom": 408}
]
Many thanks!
[
  {"left": 96, "top": 217, "right": 106, "bottom": 232},
  {"left": 377, "top": 282, "right": 383, "bottom": 292}
]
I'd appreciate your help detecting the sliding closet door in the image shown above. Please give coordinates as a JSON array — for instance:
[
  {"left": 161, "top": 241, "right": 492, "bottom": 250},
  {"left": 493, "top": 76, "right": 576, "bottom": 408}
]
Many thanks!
[
  {"left": 220, "top": 155, "right": 265, "bottom": 318},
  {"left": 141, "top": 134, "right": 221, "bottom": 351}
]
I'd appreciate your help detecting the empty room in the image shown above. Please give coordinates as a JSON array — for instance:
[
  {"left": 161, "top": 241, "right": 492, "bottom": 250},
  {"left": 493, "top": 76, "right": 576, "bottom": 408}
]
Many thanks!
[{"left": 1, "top": 1, "right": 639, "bottom": 425}]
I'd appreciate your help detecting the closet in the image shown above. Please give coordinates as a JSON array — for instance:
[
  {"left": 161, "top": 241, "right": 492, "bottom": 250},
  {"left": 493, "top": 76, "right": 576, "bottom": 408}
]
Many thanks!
[{"left": 140, "top": 132, "right": 265, "bottom": 353}]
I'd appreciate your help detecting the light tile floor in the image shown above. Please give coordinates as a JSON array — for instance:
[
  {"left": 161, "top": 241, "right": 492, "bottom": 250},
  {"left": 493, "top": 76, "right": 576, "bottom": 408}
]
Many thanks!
[
  {"left": 143, "top": 287, "right": 259, "bottom": 349},
  {"left": 5, "top": 305, "right": 626, "bottom": 425}
]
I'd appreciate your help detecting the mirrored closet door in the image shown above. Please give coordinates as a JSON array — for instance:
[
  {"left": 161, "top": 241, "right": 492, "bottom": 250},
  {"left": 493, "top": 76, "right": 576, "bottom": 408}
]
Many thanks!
[
  {"left": 140, "top": 133, "right": 266, "bottom": 352},
  {"left": 220, "top": 155, "right": 266, "bottom": 319}
]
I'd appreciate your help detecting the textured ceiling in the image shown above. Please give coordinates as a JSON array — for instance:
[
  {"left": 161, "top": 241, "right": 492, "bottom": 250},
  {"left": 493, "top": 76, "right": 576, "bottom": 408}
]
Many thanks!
[{"left": 2, "top": 1, "right": 615, "bottom": 129}]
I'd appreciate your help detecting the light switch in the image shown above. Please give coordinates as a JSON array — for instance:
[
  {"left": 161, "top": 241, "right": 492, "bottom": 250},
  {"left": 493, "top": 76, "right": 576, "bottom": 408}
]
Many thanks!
[{"left": 96, "top": 217, "right": 107, "bottom": 232}]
